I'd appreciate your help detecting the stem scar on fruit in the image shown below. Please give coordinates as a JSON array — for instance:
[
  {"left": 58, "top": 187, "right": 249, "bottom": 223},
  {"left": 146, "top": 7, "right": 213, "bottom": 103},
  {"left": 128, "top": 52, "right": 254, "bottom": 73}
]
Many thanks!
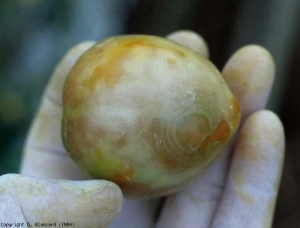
[{"left": 62, "top": 35, "right": 241, "bottom": 199}]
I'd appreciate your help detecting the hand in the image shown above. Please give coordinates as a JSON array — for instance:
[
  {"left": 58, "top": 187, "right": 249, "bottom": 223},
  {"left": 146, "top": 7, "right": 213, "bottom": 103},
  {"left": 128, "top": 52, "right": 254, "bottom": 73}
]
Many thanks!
[{"left": 16, "top": 30, "right": 284, "bottom": 228}]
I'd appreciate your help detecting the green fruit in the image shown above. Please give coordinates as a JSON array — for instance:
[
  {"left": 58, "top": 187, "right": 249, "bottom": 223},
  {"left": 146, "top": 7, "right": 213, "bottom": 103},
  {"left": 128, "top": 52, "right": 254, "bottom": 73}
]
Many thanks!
[{"left": 62, "top": 35, "right": 240, "bottom": 198}]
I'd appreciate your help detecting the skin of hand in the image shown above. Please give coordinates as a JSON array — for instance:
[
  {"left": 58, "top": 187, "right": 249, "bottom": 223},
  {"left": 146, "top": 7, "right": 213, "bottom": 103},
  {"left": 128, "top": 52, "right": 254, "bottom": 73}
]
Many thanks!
[{"left": 0, "top": 30, "right": 284, "bottom": 228}]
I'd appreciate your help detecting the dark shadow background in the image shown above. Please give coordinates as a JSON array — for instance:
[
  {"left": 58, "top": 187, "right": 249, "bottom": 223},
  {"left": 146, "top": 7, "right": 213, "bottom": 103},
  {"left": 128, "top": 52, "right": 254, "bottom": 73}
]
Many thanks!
[{"left": 1, "top": 0, "right": 300, "bottom": 226}]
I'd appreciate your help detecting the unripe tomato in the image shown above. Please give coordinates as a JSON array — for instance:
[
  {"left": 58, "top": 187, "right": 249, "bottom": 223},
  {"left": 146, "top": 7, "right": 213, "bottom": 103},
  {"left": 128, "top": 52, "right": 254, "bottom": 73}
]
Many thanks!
[{"left": 62, "top": 35, "right": 240, "bottom": 198}]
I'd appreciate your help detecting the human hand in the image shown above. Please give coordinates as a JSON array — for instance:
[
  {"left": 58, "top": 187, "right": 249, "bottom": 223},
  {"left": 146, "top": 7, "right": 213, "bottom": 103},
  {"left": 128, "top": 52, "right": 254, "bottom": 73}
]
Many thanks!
[{"left": 17, "top": 31, "right": 284, "bottom": 228}]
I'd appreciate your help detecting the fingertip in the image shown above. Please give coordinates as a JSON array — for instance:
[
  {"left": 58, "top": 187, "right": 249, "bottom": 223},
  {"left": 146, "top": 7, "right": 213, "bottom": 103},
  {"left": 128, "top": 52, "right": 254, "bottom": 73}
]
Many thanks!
[
  {"left": 244, "top": 110, "right": 284, "bottom": 139},
  {"left": 58, "top": 179, "right": 123, "bottom": 227},
  {"left": 241, "top": 110, "right": 285, "bottom": 161},
  {"left": 166, "top": 30, "right": 209, "bottom": 58},
  {"left": 80, "top": 180, "right": 124, "bottom": 225},
  {"left": 51, "top": 179, "right": 123, "bottom": 227},
  {"left": 234, "top": 44, "right": 274, "bottom": 62},
  {"left": 222, "top": 45, "right": 275, "bottom": 120},
  {"left": 223, "top": 44, "right": 275, "bottom": 88},
  {"left": 235, "top": 109, "right": 285, "bottom": 191}
]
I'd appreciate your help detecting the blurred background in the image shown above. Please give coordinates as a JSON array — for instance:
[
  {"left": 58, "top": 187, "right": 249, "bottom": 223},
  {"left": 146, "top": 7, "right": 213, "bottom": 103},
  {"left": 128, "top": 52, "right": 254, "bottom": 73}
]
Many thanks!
[{"left": 0, "top": 0, "right": 299, "bottom": 227}]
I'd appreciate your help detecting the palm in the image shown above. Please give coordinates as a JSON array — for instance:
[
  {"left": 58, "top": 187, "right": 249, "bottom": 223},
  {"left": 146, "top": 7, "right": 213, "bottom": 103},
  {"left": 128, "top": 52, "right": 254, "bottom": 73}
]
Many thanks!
[{"left": 20, "top": 31, "right": 284, "bottom": 228}]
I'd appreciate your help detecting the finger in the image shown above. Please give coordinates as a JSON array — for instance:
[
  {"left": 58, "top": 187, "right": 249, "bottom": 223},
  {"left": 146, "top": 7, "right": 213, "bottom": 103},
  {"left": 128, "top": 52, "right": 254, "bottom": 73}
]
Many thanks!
[
  {"left": 21, "top": 41, "right": 96, "bottom": 179},
  {"left": 156, "top": 46, "right": 275, "bottom": 228},
  {"left": 211, "top": 110, "right": 285, "bottom": 228},
  {"left": 166, "top": 30, "right": 209, "bottom": 58},
  {"left": 222, "top": 45, "right": 275, "bottom": 121},
  {"left": 0, "top": 174, "right": 123, "bottom": 228}
]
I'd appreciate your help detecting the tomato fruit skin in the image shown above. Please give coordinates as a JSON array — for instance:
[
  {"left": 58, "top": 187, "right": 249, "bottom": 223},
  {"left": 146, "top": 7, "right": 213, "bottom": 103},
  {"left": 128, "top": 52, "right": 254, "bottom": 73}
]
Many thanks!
[{"left": 62, "top": 35, "right": 240, "bottom": 199}]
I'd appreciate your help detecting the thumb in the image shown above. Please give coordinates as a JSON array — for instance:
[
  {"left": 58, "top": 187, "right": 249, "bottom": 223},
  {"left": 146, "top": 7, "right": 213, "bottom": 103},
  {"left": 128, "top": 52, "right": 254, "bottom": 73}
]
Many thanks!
[{"left": 0, "top": 174, "right": 123, "bottom": 228}]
